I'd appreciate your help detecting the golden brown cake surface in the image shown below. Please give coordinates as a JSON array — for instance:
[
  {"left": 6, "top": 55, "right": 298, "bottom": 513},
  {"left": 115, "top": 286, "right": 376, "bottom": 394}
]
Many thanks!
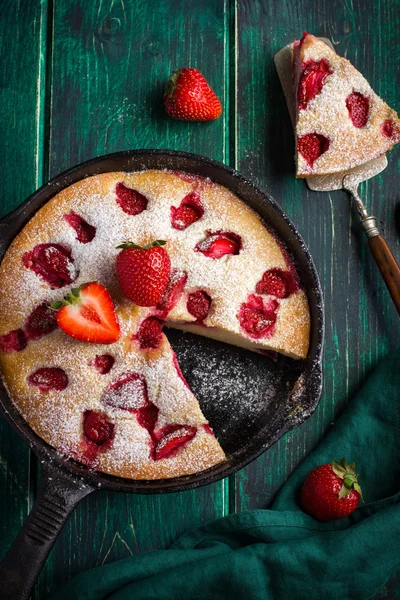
[{"left": 0, "top": 170, "right": 310, "bottom": 479}]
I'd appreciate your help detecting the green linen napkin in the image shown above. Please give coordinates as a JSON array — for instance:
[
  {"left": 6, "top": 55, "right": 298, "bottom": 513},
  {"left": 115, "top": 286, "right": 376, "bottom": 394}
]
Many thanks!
[{"left": 53, "top": 350, "right": 400, "bottom": 600}]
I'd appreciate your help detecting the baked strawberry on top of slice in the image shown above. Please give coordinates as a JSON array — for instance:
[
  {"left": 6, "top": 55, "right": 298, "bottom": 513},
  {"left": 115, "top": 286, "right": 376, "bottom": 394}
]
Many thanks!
[{"left": 51, "top": 282, "right": 120, "bottom": 344}]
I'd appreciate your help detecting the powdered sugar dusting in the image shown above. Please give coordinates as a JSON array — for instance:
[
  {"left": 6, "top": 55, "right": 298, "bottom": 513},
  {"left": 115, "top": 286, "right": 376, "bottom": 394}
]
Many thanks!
[
  {"left": 294, "top": 34, "right": 400, "bottom": 176},
  {"left": 0, "top": 169, "right": 310, "bottom": 479}
]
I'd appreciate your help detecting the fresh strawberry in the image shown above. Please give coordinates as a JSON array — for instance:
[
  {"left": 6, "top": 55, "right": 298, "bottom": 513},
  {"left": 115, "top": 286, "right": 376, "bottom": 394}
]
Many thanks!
[
  {"left": 164, "top": 68, "right": 222, "bottom": 121},
  {"left": 51, "top": 282, "right": 120, "bottom": 344},
  {"left": 116, "top": 240, "right": 171, "bottom": 307},
  {"left": 301, "top": 458, "right": 363, "bottom": 521},
  {"left": 346, "top": 92, "right": 369, "bottom": 128},
  {"left": 297, "top": 133, "right": 330, "bottom": 167}
]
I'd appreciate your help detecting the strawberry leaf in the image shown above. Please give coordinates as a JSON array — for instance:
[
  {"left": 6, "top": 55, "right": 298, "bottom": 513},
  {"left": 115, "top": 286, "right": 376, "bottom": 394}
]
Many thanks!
[
  {"left": 338, "top": 482, "right": 353, "bottom": 499},
  {"left": 332, "top": 460, "right": 346, "bottom": 479},
  {"left": 50, "top": 300, "right": 65, "bottom": 311},
  {"left": 116, "top": 240, "right": 167, "bottom": 250},
  {"left": 354, "top": 482, "right": 364, "bottom": 502}
]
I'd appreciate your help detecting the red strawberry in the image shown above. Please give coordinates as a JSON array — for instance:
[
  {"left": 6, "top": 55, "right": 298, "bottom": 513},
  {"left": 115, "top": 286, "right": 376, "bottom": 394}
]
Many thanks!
[
  {"left": 298, "top": 59, "right": 332, "bottom": 110},
  {"left": 0, "top": 329, "right": 27, "bottom": 353},
  {"left": 171, "top": 192, "right": 204, "bottom": 230},
  {"left": 64, "top": 211, "right": 96, "bottom": 243},
  {"left": 301, "top": 458, "right": 363, "bottom": 521},
  {"left": 23, "top": 243, "right": 77, "bottom": 289},
  {"left": 381, "top": 119, "right": 400, "bottom": 141},
  {"left": 154, "top": 424, "right": 197, "bottom": 460},
  {"left": 116, "top": 240, "right": 171, "bottom": 307},
  {"left": 136, "top": 317, "right": 164, "bottom": 349},
  {"left": 187, "top": 290, "right": 211, "bottom": 321},
  {"left": 195, "top": 231, "right": 242, "bottom": 259},
  {"left": 91, "top": 354, "right": 115, "bottom": 374},
  {"left": 115, "top": 182, "right": 148, "bottom": 216},
  {"left": 83, "top": 410, "right": 115, "bottom": 446},
  {"left": 25, "top": 302, "right": 58, "bottom": 340},
  {"left": 164, "top": 68, "right": 222, "bottom": 121},
  {"left": 255, "top": 268, "right": 298, "bottom": 299},
  {"left": 346, "top": 92, "right": 369, "bottom": 128},
  {"left": 102, "top": 372, "right": 149, "bottom": 411},
  {"left": 156, "top": 269, "right": 188, "bottom": 312},
  {"left": 28, "top": 367, "right": 68, "bottom": 391},
  {"left": 238, "top": 294, "right": 278, "bottom": 339},
  {"left": 52, "top": 282, "right": 120, "bottom": 344},
  {"left": 297, "top": 133, "right": 330, "bottom": 167}
]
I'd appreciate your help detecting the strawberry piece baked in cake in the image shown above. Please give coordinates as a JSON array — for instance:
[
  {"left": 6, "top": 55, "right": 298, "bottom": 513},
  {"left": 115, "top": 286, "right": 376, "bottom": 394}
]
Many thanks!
[
  {"left": 293, "top": 32, "right": 400, "bottom": 177},
  {"left": 0, "top": 170, "right": 310, "bottom": 479}
]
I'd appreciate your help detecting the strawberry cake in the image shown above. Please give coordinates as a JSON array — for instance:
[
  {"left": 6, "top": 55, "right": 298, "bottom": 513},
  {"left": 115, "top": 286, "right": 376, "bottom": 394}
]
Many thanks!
[
  {"left": 293, "top": 32, "right": 400, "bottom": 177},
  {"left": 0, "top": 170, "right": 310, "bottom": 479}
]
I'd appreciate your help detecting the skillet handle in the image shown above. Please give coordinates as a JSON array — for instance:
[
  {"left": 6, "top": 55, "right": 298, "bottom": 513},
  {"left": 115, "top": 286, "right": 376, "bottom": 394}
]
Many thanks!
[{"left": 0, "top": 462, "right": 94, "bottom": 600}]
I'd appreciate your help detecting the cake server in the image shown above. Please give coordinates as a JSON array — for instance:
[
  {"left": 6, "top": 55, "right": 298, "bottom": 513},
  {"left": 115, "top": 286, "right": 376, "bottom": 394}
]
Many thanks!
[{"left": 274, "top": 40, "right": 400, "bottom": 315}]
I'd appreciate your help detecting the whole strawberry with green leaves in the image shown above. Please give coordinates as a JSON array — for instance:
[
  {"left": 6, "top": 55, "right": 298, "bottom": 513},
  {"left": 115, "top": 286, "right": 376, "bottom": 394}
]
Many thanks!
[
  {"left": 301, "top": 457, "right": 363, "bottom": 521},
  {"left": 116, "top": 240, "right": 171, "bottom": 307},
  {"left": 164, "top": 68, "right": 222, "bottom": 121}
]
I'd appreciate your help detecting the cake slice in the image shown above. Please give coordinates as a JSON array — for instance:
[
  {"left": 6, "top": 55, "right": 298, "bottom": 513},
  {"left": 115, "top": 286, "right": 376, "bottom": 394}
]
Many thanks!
[{"left": 292, "top": 32, "right": 400, "bottom": 177}]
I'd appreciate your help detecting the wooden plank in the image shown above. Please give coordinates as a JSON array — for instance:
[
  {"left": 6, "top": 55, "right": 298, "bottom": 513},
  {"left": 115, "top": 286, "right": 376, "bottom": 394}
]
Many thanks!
[
  {"left": 0, "top": 0, "right": 47, "bottom": 561},
  {"left": 234, "top": 0, "right": 400, "bottom": 592},
  {"left": 35, "top": 0, "right": 230, "bottom": 597}
]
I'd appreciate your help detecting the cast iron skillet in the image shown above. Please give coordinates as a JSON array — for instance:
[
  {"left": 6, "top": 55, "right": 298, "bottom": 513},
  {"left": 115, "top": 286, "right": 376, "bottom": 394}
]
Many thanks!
[{"left": 0, "top": 150, "right": 324, "bottom": 600}]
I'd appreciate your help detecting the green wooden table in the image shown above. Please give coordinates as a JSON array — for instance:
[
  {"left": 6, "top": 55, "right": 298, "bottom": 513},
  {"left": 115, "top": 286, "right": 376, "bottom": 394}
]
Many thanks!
[{"left": 1, "top": 1, "right": 399, "bottom": 597}]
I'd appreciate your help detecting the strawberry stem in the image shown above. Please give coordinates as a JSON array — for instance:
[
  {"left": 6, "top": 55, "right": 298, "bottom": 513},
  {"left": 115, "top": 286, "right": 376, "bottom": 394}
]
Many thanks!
[
  {"left": 332, "top": 457, "right": 364, "bottom": 502},
  {"left": 116, "top": 240, "right": 167, "bottom": 250},
  {"left": 50, "top": 283, "right": 88, "bottom": 310}
]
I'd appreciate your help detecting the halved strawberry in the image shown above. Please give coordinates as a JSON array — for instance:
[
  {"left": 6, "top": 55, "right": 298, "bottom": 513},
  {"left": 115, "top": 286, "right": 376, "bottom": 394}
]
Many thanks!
[
  {"left": 154, "top": 424, "right": 197, "bottom": 460},
  {"left": 298, "top": 59, "right": 332, "bottom": 110},
  {"left": 171, "top": 192, "right": 204, "bottom": 230},
  {"left": 52, "top": 282, "right": 120, "bottom": 344},
  {"left": 195, "top": 231, "right": 242, "bottom": 259},
  {"left": 156, "top": 269, "right": 188, "bottom": 312},
  {"left": 297, "top": 133, "right": 330, "bottom": 167}
]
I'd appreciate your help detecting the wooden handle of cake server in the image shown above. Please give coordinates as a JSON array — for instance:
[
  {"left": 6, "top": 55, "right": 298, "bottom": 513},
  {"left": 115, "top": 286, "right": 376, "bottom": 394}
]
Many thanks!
[{"left": 362, "top": 217, "right": 400, "bottom": 316}]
